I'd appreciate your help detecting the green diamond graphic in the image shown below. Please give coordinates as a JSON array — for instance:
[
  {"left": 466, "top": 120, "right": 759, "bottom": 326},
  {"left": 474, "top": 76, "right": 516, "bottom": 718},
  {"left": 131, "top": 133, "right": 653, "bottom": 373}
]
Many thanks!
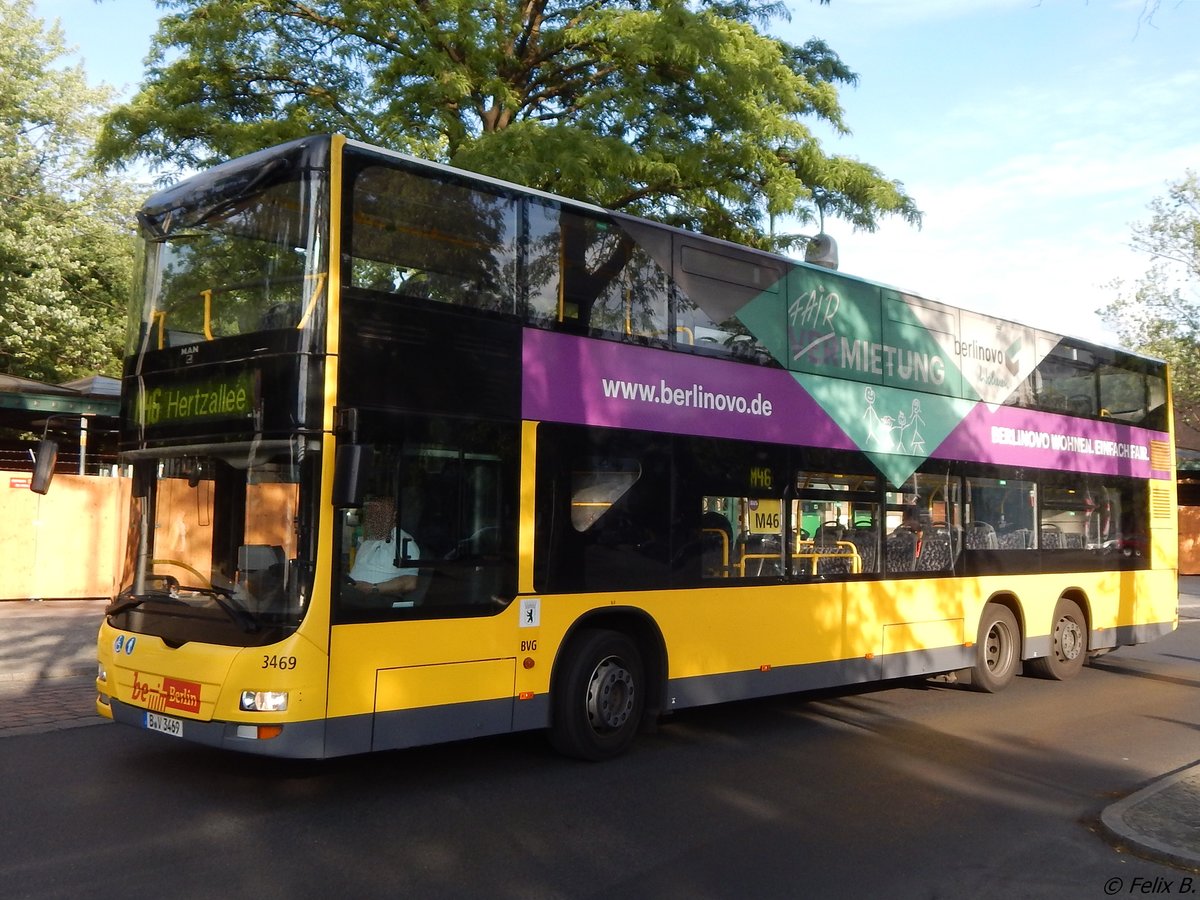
[{"left": 793, "top": 373, "right": 978, "bottom": 486}]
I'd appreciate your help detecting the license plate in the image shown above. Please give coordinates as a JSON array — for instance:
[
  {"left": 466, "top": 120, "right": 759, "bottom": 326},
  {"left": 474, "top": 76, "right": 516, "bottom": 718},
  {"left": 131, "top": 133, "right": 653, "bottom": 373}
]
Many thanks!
[{"left": 145, "top": 711, "right": 183, "bottom": 737}]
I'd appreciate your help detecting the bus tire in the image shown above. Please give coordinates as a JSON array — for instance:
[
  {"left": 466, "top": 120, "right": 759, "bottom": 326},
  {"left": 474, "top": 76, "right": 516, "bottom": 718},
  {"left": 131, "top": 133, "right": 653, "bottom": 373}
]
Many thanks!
[
  {"left": 550, "top": 629, "right": 645, "bottom": 761},
  {"left": 1025, "top": 598, "right": 1086, "bottom": 681},
  {"left": 970, "top": 604, "right": 1020, "bottom": 693}
]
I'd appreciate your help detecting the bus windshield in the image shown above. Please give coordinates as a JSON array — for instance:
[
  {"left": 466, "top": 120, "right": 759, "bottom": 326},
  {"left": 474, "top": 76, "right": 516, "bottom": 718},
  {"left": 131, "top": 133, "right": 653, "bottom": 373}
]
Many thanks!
[
  {"left": 131, "top": 139, "right": 329, "bottom": 354},
  {"left": 112, "top": 438, "right": 316, "bottom": 647}
]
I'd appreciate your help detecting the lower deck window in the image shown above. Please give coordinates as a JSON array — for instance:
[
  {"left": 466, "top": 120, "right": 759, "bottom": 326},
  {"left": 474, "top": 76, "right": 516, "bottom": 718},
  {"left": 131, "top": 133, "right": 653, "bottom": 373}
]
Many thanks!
[
  {"left": 334, "top": 416, "right": 518, "bottom": 622},
  {"left": 535, "top": 425, "right": 1153, "bottom": 593}
]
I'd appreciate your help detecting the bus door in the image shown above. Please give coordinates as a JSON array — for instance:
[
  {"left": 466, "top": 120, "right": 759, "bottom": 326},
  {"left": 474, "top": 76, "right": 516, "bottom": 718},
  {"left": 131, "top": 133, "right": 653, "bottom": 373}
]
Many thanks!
[{"left": 327, "top": 412, "right": 520, "bottom": 753}]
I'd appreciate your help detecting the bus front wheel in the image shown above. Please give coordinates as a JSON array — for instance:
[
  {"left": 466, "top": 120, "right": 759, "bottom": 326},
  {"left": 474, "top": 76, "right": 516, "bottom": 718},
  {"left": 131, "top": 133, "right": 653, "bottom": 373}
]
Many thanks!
[
  {"left": 1025, "top": 599, "right": 1086, "bottom": 681},
  {"left": 970, "top": 604, "right": 1020, "bottom": 693},
  {"left": 550, "top": 629, "right": 645, "bottom": 761}
]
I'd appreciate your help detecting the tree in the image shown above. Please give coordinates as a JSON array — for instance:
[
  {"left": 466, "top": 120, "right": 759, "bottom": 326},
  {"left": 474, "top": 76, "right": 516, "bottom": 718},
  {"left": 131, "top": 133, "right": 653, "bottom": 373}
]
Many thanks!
[
  {"left": 0, "top": 0, "right": 139, "bottom": 382},
  {"left": 1101, "top": 172, "right": 1200, "bottom": 431},
  {"left": 96, "top": 0, "right": 920, "bottom": 249}
]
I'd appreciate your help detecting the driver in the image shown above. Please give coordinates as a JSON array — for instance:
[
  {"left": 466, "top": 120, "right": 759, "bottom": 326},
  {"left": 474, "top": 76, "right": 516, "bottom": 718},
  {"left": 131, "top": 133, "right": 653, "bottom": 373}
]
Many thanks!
[{"left": 349, "top": 498, "right": 421, "bottom": 602}]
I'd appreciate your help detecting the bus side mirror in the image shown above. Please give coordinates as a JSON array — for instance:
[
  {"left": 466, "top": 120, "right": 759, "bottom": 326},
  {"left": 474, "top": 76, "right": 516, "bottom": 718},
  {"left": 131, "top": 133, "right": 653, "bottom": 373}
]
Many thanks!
[
  {"left": 30, "top": 440, "right": 58, "bottom": 495},
  {"left": 332, "top": 444, "right": 372, "bottom": 508}
]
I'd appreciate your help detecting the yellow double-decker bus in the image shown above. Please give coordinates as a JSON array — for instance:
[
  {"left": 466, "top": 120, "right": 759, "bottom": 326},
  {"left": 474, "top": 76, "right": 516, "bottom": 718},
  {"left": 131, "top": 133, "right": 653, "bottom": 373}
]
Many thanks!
[{"left": 96, "top": 134, "right": 1178, "bottom": 759}]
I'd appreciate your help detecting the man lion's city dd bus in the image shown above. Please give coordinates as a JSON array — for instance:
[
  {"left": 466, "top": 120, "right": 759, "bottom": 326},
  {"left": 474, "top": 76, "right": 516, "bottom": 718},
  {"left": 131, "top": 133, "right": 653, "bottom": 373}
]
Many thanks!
[{"left": 96, "top": 134, "right": 1179, "bottom": 760}]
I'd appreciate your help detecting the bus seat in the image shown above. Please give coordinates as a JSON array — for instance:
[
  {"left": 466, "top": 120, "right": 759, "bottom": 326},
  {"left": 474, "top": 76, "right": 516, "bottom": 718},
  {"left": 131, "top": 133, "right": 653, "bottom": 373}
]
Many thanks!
[
  {"left": 815, "top": 521, "right": 844, "bottom": 547},
  {"left": 237, "top": 544, "right": 287, "bottom": 608},
  {"left": 916, "top": 530, "right": 954, "bottom": 571},
  {"left": 886, "top": 527, "right": 918, "bottom": 572},
  {"left": 848, "top": 532, "right": 878, "bottom": 573},
  {"left": 238, "top": 544, "right": 286, "bottom": 572},
  {"left": 739, "top": 533, "right": 781, "bottom": 576},
  {"left": 965, "top": 521, "right": 998, "bottom": 550},
  {"left": 1040, "top": 523, "right": 1063, "bottom": 550},
  {"left": 997, "top": 529, "right": 1030, "bottom": 550}
]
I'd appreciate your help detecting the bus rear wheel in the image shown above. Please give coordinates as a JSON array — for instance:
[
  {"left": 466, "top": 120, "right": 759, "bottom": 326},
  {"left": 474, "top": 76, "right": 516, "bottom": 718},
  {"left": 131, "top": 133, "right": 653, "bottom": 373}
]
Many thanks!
[
  {"left": 550, "top": 629, "right": 645, "bottom": 761},
  {"left": 970, "top": 604, "right": 1020, "bottom": 693},
  {"left": 1025, "top": 598, "right": 1086, "bottom": 681}
]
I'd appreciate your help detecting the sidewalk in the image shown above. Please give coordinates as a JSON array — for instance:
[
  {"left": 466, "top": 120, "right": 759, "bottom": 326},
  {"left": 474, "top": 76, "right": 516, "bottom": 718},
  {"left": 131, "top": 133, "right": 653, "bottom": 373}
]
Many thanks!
[
  {"left": 0, "top": 598, "right": 104, "bottom": 682},
  {"left": 1, "top": 585, "right": 1199, "bottom": 867},
  {"left": 1097, "top": 574, "right": 1200, "bottom": 871},
  {"left": 0, "top": 598, "right": 106, "bottom": 737},
  {"left": 1101, "top": 763, "right": 1200, "bottom": 871}
]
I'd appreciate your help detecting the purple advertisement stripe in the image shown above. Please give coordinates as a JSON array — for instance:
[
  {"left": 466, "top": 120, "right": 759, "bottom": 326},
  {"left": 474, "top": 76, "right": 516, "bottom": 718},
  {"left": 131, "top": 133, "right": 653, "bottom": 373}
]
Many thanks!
[
  {"left": 932, "top": 403, "right": 1171, "bottom": 480},
  {"left": 522, "top": 329, "right": 855, "bottom": 449},
  {"left": 523, "top": 330, "right": 1171, "bottom": 480}
]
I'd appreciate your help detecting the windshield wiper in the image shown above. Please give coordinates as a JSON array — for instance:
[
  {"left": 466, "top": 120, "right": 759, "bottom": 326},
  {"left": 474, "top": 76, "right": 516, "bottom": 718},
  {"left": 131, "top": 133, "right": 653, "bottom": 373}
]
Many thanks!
[
  {"left": 106, "top": 590, "right": 189, "bottom": 617},
  {"left": 106, "top": 586, "right": 260, "bottom": 633},
  {"left": 107, "top": 596, "right": 144, "bottom": 616},
  {"left": 190, "top": 585, "right": 261, "bottom": 634}
]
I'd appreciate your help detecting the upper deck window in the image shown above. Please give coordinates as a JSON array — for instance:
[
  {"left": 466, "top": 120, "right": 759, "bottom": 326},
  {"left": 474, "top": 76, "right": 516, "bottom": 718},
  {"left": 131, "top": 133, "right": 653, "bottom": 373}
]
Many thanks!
[
  {"left": 345, "top": 151, "right": 672, "bottom": 344},
  {"left": 347, "top": 163, "right": 519, "bottom": 314},
  {"left": 133, "top": 139, "right": 329, "bottom": 355},
  {"left": 1027, "top": 341, "right": 1168, "bottom": 430},
  {"left": 533, "top": 204, "right": 670, "bottom": 343}
]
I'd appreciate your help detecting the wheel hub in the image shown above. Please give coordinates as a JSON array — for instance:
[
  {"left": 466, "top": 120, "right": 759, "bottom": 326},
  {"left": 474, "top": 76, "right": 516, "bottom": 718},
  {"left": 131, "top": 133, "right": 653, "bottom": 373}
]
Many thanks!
[
  {"left": 1056, "top": 617, "right": 1083, "bottom": 661},
  {"left": 985, "top": 622, "right": 1010, "bottom": 672},
  {"left": 586, "top": 656, "right": 636, "bottom": 732}
]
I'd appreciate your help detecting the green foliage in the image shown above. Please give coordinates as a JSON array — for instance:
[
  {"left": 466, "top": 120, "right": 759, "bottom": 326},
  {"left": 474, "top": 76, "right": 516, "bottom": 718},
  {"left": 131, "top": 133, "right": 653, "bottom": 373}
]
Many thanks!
[
  {"left": 1102, "top": 172, "right": 1200, "bottom": 431},
  {"left": 97, "top": 0, "right": 920, "bottom": 248},
  {"left": 0, "top": 0, "right": 139, "bottom": 382}
]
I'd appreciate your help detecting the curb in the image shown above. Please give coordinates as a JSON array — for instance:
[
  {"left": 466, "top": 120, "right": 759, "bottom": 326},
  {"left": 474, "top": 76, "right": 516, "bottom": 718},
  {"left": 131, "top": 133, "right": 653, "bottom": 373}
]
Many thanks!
[{"left": 1100, "top": 762, "right": 1200, "bottom": 871}]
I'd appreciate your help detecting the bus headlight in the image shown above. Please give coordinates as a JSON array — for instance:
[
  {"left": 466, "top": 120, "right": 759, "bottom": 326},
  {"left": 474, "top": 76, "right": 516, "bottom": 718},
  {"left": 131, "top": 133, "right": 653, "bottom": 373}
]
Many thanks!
[
  {"left": 97, "top": 662, "right": 107, "bottom": 683},
  {"left": 240, "top": 690, "right": 289, "bottom": 712}
]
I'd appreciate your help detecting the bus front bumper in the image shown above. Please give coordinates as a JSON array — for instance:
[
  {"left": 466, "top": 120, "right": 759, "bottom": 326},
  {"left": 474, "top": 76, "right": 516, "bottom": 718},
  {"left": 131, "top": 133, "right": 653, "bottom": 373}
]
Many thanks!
[{"left": 107, "top": 697, "right": 328, "bottom": 759}]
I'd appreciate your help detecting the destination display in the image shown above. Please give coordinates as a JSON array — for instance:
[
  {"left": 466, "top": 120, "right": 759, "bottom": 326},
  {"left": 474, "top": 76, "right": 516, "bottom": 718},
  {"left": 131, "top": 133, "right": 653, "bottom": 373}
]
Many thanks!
[{"left": 132, "top": 371, "right": 258, "bottom": 428}]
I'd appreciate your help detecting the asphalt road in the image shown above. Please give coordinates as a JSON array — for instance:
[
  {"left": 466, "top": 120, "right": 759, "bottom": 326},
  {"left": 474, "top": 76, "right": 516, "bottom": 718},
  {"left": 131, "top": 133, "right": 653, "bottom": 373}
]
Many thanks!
[{"left": 2, "top": 616, "right": 1198, "bottom": 899}]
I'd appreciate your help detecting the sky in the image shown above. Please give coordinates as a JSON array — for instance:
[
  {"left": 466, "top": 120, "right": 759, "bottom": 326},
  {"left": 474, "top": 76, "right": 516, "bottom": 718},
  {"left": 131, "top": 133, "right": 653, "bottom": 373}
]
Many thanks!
[{"left": 34, "top": 0, "right": 1200, "bottom": 345}]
